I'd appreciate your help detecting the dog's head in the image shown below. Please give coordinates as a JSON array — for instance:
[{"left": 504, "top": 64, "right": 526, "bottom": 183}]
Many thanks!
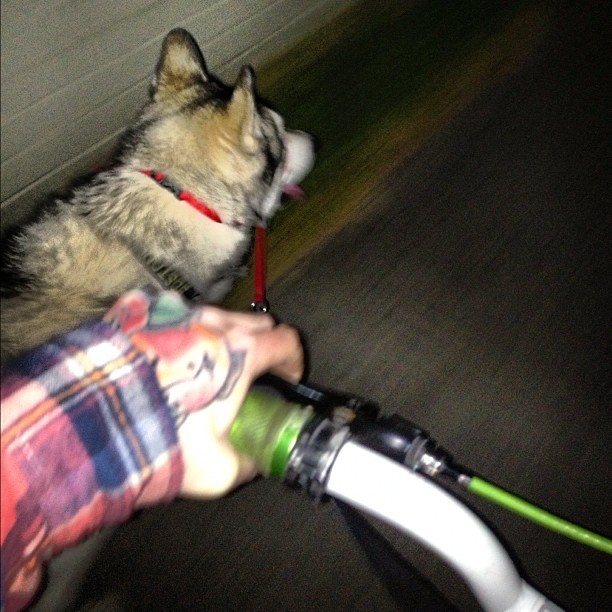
[{"left": 123, "top": 29, "right": 314, "bottom": 225}]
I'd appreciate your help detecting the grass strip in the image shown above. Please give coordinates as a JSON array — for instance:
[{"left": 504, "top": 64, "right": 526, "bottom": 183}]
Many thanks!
[{"left": 223, "top": 0, "right": 552, "bottom": 309}]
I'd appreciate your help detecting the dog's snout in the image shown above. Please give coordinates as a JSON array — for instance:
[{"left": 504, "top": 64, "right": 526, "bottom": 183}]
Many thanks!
[
  {"left": 287, "top": 130, "right": 320, "bottom": 151},
  {"left": 283, "top": 131, "right": 316, "bottom": 186}
]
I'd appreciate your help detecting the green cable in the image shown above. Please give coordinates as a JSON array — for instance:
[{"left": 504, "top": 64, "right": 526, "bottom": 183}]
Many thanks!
[{"left": 468, "top": 476, "right": 612, "bottom": 555}]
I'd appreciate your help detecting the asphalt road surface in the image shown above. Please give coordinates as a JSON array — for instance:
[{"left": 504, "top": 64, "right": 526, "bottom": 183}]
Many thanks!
[{"left": 46, "top": 3, "right": 610, "bottom": 611}]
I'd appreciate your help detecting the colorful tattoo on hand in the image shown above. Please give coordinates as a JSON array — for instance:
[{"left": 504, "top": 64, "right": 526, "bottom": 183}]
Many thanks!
[{"left": 105, "top": 289, "right": 245, "bottom": 424}]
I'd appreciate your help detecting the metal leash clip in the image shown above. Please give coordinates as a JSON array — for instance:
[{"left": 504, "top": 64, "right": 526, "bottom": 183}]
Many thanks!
[{"left": 250, "top": 298, "right": 270, "bottom": 313}]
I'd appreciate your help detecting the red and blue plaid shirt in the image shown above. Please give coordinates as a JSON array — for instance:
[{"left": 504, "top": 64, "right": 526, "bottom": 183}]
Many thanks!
[{"left": 1, "top": 321, "right": 184, "bottom": 611}]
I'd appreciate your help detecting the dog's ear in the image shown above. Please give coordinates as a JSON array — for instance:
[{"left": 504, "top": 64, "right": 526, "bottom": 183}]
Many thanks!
[
  {"left": 225, "top": 66, "right": 259, "bottom": 154},
  {"left": 152, "top": 29, "right": 208, "bottom": 98}
]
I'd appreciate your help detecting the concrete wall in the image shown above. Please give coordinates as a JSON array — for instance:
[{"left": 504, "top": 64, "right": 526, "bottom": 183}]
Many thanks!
[{"left": 1, "top": 0, "right": 356, "bottom": 230}]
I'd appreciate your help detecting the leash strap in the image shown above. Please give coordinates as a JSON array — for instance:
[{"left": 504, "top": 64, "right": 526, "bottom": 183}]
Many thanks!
[
  {"left": 251, "top": 226, "right": 270, "bottom": 312},
  {"left": 140, "top": 169, "right": 270, "bottom": 310}
]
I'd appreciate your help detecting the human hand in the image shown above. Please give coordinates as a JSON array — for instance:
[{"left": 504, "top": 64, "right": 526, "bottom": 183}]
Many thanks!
[{"left": 104, "top": 289, "right": 304, "bottom": 498}]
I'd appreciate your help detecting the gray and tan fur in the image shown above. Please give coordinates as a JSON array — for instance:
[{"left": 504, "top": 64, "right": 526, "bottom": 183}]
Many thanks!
[{"left": 1, "top": 29, "right": 314, "bottom": 362}]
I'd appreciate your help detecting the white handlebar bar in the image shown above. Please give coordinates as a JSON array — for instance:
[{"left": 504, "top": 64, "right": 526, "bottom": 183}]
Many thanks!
[{"left": 325, "top": 441, "right": 563, "bottom": 612}]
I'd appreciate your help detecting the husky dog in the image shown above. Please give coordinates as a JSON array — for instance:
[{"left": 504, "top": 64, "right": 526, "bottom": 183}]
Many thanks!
[{"left": 1, "top": 29, "right": 314, "bottom": 362}]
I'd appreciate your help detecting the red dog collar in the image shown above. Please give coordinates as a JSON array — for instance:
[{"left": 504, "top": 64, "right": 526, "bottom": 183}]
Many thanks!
[{"left": 139, "top": 169, "right": 222, "bottom": 224}]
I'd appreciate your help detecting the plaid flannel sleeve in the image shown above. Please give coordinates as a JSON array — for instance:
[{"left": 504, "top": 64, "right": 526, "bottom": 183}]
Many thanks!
[{"left": 1, "top": 320, "right": 184, "bottom": 611}]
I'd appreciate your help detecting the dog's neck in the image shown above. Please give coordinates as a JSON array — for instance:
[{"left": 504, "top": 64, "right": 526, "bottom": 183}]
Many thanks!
[{"left": 139, "top": 169, "right": 246, "bottom": 228}]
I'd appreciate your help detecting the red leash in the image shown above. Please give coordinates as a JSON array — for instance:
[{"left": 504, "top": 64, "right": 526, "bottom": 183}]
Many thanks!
[
  {"left": 138, "top": 168, "right": 273, "bottom": 310},
  {"left": 251, "top": 225, "right": 269, "bottom": 312}
]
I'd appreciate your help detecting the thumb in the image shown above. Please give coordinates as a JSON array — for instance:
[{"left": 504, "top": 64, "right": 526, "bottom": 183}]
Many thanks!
[{"left": 248, "top": 324, "right": 304, "bottom": 384}]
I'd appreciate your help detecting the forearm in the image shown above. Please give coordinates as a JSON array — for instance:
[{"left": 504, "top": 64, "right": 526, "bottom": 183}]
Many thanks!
[
  {"left": 0, "top": 288, "right": 305, "bottom": 611},
  {"left": 1, "top": 321, "right": 184, "bottom": 611}
]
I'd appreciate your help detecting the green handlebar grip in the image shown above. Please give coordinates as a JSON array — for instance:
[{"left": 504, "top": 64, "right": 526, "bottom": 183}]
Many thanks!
[{"left": 229, "top": 390, "right": 314, "bottom": 478}]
